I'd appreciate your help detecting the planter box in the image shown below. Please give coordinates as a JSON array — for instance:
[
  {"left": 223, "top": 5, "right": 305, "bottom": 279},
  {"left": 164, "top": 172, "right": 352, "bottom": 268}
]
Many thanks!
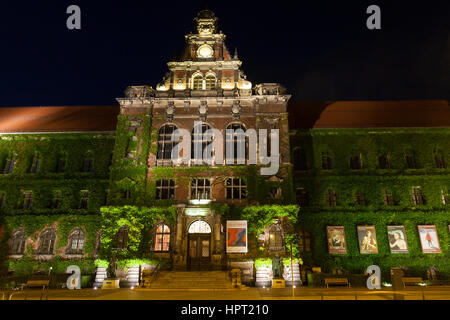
[
  {"left": 93, "top": 267, "right": 107, "bottom": 288},
  {"left": 255, "top": 266, "right": 272, "bottom": 287},
  {"left": 102, "top": 279, "right": 120, "bottom": 289},
  {"left": 283, "top": 263, "right": 301, "bottom": 287}
]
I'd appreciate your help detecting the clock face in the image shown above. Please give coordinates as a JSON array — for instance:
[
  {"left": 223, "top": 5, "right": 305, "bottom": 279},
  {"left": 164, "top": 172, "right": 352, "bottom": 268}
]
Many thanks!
[{"left": 197, "top": 45, "right": 213, "bottom": 58}]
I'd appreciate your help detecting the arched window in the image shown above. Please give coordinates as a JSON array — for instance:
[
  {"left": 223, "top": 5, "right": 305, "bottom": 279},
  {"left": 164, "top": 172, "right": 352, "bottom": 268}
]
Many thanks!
[
  {"left": 157, "top": 124, "right": 177, "bottom": 162},
  {"left": 321, "top": 151, "right": 332, "bottom": 170},
  {"left": 66, "top": 228, "right": 85, "bottom": 255},
  {"left": 191, "top": 123, "right": 212, "bottom": 164},
  {"left": 350, "top": 153, "right": 362, "bottom": 169},
  {"left": 56, "top": 151, "right": 67, "bottom": 173},
  {"left": 37, "top": 228, "right": 56, "bottom": 255},
  {"left": 192, "top": 75, "right": 203, "bottom": 90},
  {"left": 293, "top": 148, "right": 307, "bottom": 170},
  {"left": 115, "top": 226, "right": 129, "bottom": 250},
  {"left": 226, "top": 123, "right": 248, "bottom": 164},
  {"left": 205, "top": 74, "right": 216, "bottom": 90},
  {"left": 434, "top": 150, "right": 447, "bottom": 169},
  {"left": 296, "top": 188, "right": 308, "bottom": 207},
  {"left": 3, "top": 152, "right": 15, "bottom": 174},
  {"left": 268, "top": 223, "right": 284, "bottom": 251},
  {"left": 226, "top": 178, "right": 247, "bottom": 199},
  {"left": 152, "top": 224, "right": 170, "bottom": 251},
  {"left": 188, "top": 221, "right": 211, "bottom": 234},
  {"left": 9, "top": 229, "right": 26, "bottom": 255}
]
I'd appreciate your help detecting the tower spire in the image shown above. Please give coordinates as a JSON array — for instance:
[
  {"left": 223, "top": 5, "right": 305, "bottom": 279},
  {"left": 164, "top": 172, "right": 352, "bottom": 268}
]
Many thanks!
[{"left": 233, "top": 47, "right": 239, "bottom": 60}]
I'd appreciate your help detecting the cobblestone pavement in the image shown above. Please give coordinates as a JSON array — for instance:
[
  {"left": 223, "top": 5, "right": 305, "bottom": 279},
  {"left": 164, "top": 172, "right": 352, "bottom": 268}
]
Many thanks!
[{"left": 2, "top": 287, "right": 450, "bottom": 300}]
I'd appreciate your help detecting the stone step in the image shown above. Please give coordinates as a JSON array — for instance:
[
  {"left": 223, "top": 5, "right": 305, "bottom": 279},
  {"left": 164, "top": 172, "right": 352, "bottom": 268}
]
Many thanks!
[{"left": 148, "top": 271, "right": 232, "bottom": 289}]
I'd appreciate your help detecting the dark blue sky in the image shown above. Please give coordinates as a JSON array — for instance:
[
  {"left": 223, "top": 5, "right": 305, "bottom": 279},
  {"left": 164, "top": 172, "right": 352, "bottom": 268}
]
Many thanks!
[{"left": 0, "top": 0, "right": 448, "bottom": 106}]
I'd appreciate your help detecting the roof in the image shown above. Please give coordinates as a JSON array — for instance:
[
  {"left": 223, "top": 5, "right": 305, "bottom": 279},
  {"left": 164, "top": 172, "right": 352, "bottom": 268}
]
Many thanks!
[
  {"left": 0, "top": 106, "right": 119, "bottom": 133},
  {"left": 0, "top": 100, "right": 448, "bottom": 133},
  {"left": 288, "top": 100, "right": 450, "bottom": 129}
]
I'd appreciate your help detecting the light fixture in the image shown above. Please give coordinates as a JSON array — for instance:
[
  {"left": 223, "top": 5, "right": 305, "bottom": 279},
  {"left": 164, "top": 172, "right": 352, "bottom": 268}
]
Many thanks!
[
  {"left": 93, "top": 287, "right": 97, "bottom": 290},
  {"left": 130, "top": 286, "right": 134, "bottom": 290}
]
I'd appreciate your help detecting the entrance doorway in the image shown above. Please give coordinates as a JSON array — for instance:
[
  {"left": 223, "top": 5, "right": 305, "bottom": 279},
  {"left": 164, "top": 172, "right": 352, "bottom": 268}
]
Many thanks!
[{"left": 187, "top": 220, "right": 211, "bottom": 270}]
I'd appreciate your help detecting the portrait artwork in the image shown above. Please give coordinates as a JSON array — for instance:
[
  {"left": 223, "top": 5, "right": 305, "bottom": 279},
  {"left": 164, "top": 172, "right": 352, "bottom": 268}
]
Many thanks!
[
  {"left": 387, "top": 226, "right": 409, "bottom": 254},
  {"left": 357, "top": 226, "right": 378, "bottom": 254},
  {"left": 326, "top": 226, "right": 347, "bottom": 254},
  {"left": 418, "top": 225, "right": 441, "bottom": 254}
]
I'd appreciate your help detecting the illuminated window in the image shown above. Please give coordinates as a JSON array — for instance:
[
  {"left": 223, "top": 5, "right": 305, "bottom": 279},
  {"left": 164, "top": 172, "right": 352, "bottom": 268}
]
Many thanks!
[
  {"left": 355, "top": 190, "right": 366, "bottom": 206},
  {"left": 205, "top": 75, "right": 216, "bottom": 90},
  {"left": 382, "top": 189, "right": 395, "bottom": 206},
  {"left": 153, "top": 224, "right": 170, "bottom": 251},
  {"left": 115, "top": 226, "right": 129, "bottom": 250},
  {"left": 192, "top": 75, "right": 203, "bottom": 90},
  {"left": 66, "top": 228, "right": 85, "bottom": 255},
  {"left": 226, "top": 123, "right": 247, "bottom": 164},
  {"left": 296, "top": 188, "right": 308, "bottom": 207},
  {"left": 191, "top": 123, "right": 212, "bottom": 164},
  {"left": 378, "top": 154, "right": 390, "bottom": 169},
  {"left": 412, "top": 187, "right": 424, "bottom": 205},
  {"left": 188, "top": 220, "right": 211, "bottom": 234},
  {"left": 3, "top": 153, "right": 15, "bottom": 174},
  {"left": 9, "top": 229, "right": 26, "bottom": 255},
  {"left": 350, "top": 154, "right": 362, "bottom": 169},
  {"left": 23, "top": 191, "right": 33, "bottom": 209},
  {"left": 322, "top": 151, "right": 332, "bottom": 170},
  {"left": 29, "top": 152, "right": 40, "bottom": 174},
  {"left": 269, "top": 187, "right": 282, "bottom": 199},
  {"left": 157, "top": 124, "right": 177, "bottom": 162},
  {"left": 37, "top": 229, "right": 56, "bottom": 255},
  {"left": 79, "top": 190, "right": 88, "bottom": 209},
  {"left": 268, "top": 223, "right": 284, "bottom": 251},
  {"left": 325, "top": 189, "right": 337, "bottom": 206},
  {"left": 293, "top": 148, "right": 307, "bottom": 170},
  {"left": 156, "top": 179, "right": 175, "bottom": 200},
  {"left": 226, "top": 178, "right": 247, "bottom": 199},
  {"left": 190, "top": 178, "right": 211, "bottom": 199}
]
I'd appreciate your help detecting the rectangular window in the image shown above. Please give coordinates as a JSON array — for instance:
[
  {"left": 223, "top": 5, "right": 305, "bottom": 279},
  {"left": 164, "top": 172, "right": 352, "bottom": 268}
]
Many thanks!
[
  {"left": 190, "top": 178, "right": 211, "bottom": 199},
  {"left": 296, "top": 188, "right": 308, "bottom": 207},
  {"left": 321, "top": 152, "right": 332, "bottom": 170},
  {"left": 226, "top": 178, "right": 247, "bottom": 199},
  {"left": 156, "top": 179, "right": 175, "bottom": 200},
  {"left": 355, "top": 191, "right": 366, "bottom": 206},
  {"left": 30, "top": 153, "right": 40, "bottom": 173},
  {"left": 83, "top": 159, "right": 93, "bottom": 172},
  {"left": 350, "top": 154, "right": 362, "bottom": 169},
  {"left": 382, "top": 189, "right": 394, "bottom": 206},
  {"left": 435, "top": 155, "right": 447, "bottom": 169},
  {"left": 412, "top": 187, "right": 424, "bottom": 205},
  {"left": 378, "top": 154, "right": 390, "bottom": 169},
  {"left": 52, "top": 190, "right": 62, "bottom": 209},
  {"left": 405, "top": 155, "right": 416, "bottom": 169},
  {"left": 56, "top": 158, "right": 66, "bottom": 173},
  {"left": 79, "top": 191, "right": 88, "bottom": 209},
  {"left": 23, "top": 191, "right": 33, "bottom": 209},
  {"left": 3, "top": 154, "right": 15, "bottom": 174},
  {"left": 325, "top": 189, "right": 337, "bottom": 206}
]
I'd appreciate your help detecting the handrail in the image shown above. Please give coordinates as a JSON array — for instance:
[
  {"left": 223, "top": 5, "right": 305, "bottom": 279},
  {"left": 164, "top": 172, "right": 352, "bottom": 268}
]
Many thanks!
[{"left": 148, "top": 264, "right": 160, "bottom": 288}]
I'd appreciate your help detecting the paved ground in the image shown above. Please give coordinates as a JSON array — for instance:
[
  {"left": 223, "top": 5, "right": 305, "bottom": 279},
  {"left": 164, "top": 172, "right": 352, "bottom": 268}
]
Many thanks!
[{"left": 2, "top": 286, "right": 450, "bottom": 300}]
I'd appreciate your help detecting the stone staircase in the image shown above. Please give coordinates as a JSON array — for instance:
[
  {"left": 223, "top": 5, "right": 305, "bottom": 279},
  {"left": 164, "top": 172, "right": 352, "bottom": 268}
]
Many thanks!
[{"left": 148, "top": 271, "right": 233, "bottom": 289}]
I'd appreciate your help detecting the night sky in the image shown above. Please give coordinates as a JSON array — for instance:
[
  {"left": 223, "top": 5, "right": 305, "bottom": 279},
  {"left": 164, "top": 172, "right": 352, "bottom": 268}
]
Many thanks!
[{"left": 0, "top": 0, "right": 448, "bottom": 107}]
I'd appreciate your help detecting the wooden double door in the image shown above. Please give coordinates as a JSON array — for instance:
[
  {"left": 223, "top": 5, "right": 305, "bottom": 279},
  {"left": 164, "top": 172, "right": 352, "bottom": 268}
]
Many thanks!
[{"left": 188, "top": 233, "right": 211, "bottom": 270}]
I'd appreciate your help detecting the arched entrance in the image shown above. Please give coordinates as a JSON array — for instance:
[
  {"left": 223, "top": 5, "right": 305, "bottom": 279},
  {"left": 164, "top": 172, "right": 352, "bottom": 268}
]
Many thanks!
[{"left": 187, "top": 220, "right": 211, "bottom": 270}]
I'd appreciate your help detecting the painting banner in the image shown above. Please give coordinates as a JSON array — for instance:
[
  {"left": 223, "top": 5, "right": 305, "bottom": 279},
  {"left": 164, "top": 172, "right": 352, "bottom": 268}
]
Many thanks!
[
  {"left": 326, "top": 226, "right": 347, "bottom": 254},
  {"left": 387, "top": 226, "right": 409, "bottom": 254},
  {"left": 226, "top": 220, "right": 247, "bottom": 253},
  {"left": 418, "top": 225, "right": 441, "bottom": 254},
  {"left": 357, "top": 226, "right": 378, "bottom": 254}
]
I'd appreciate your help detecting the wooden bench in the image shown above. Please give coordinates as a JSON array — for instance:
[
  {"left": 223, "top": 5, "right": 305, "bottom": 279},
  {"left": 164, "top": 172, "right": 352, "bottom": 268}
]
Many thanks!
[
  {"left": 22, "top": 280, "right": 50, "bottom": 290},
  {"left": 402, "top": 277, "right": 425, "bottom": 288},
  {"left": 325, "top": 278, "right": 350, "bottom": 288}
]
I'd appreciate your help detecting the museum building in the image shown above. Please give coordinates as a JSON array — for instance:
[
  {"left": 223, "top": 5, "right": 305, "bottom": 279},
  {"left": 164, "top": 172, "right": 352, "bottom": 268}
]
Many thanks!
[{"left": 0, "top": 10, "right": 449, "bottom": 288}]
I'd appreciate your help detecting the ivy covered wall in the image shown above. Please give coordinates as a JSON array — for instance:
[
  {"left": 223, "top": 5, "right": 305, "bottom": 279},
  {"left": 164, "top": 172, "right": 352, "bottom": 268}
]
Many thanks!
[{"left": 291, "top": 128, "right": 450, "bottom": 278}]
